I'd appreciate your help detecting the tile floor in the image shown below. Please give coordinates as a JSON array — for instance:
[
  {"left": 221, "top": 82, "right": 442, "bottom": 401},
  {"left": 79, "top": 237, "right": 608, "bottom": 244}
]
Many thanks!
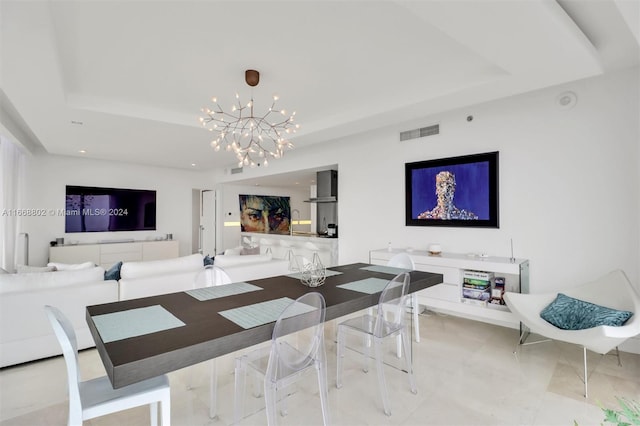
[{"left": 1, "top": 312, "right": 638, "bottom": 426}]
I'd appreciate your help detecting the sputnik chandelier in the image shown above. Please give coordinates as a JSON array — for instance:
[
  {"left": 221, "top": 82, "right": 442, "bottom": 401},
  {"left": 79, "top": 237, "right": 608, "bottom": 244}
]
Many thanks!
[{"left": 199, "top": 69, "right": 298, "bottom": 168}]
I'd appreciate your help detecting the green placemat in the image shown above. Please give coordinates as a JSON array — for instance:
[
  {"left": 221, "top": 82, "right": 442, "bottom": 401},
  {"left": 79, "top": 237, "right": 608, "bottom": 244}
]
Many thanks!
[
  {"left": 337, "top": 277, "right": 390, "bottom": 294},
  {"left": 360, "top": 265, "right": 411, "bottom": 274},
  {"left": 286, "top": 269, "right": 343, "bottom": 280},
  {"left": 219, "top": 297, "right": 316, "bottom": 329},
  {"left": 92, "top": 305, "right": 185, "bottom": 343},
  {"left": 186, "top": 282, "right": 263, "bottom": 301}
]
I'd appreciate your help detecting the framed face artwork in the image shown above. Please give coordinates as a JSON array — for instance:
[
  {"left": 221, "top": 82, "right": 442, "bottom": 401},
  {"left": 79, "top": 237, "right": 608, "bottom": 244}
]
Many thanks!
[
  {"left": 239, "top": 194, "right": 291, "bottom": 234},
  {"left": 405, "top": 151, "right": 499, "bottom": 228}
]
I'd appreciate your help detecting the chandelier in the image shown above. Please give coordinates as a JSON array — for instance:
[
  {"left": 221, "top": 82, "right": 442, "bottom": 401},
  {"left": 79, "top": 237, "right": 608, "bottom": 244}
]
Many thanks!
[{"left": 199, "top": 69, "right": 298, "bottom": 168}]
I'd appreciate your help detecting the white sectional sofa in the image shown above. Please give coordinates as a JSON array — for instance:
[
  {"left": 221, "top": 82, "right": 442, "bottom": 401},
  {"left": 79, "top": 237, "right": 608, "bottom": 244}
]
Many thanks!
[
  {"left": 0, "top": 266, "right": 118, "bottom": 368},
  {"left": 213, "top": 253, "right": 290, "bottom": 282},
  {"left": 0, "top": 251, "right": 292, "bottom": 367},
  {"left": 119, "top": 253, "right": 205, "bottom": 300}
]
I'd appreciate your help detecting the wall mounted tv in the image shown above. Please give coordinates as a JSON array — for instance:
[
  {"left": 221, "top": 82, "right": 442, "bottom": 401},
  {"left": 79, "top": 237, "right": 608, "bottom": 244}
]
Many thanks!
[
  {"left": 65, "top": 186, "right": 157, "bottom": 233},
  {"left": 405, "top": 151, "right": 499, "bottom": 228}
]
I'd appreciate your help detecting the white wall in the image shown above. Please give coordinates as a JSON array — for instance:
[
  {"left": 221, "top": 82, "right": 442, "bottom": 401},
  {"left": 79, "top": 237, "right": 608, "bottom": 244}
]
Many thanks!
[
  {"left": 217, "top": 68, "right": 640, "bottom": 294},
  {"left": 20, "top": 154, "right": 212, "bottom": 266}
]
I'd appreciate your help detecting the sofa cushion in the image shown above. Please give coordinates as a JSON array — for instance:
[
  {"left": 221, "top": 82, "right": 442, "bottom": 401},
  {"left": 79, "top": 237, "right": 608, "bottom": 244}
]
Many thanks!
[
  {"left": 47, "top": 261, "right": 95, "bottom": 271},
  {"left": 120, "top": 253, "right": 204, "bottom": 279},
  {"left": 0, "top": 266, "right": 106, "bottom": 293},
  {"left": 214, "top": 253, "right": 273, "bottom": 268},
  {"left": 16, "top": 264, "right": 56, "bottom": 273},
  {"left": 540, "top": 293, "right": 634, "bottom": 330}
]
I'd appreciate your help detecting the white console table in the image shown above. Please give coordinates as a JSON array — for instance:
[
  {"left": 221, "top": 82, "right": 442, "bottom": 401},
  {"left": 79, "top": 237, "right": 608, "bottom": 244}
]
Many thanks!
[
  {"left": 369, "top": 248, "right": 529, "bottom": 329},
  {"left": 50, "top": 240, "right": 180, "bottom": 269}
]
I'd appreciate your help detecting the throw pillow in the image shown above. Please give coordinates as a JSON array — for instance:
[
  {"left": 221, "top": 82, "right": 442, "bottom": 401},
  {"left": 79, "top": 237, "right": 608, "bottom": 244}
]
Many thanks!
[
  {"left": 241, "top": 246, "right": 260, "bottom": 255},
  {"left": 203, "top": 255, "right": 214, "bottom": 266},
  {"left": 16, "top": 264, "right": 56, "bottom": 273},
  {"left": 104, "top": 261, "right": 123, "bottom": 281},
  {"left": 540, "top": 293, "right": 633, "bottom": 330}
]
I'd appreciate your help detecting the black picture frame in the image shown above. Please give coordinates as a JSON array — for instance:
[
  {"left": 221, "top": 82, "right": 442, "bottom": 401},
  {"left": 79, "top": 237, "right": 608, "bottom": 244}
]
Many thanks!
[{"left": 405, "top": 151, "right": 499, "bottom": 228}]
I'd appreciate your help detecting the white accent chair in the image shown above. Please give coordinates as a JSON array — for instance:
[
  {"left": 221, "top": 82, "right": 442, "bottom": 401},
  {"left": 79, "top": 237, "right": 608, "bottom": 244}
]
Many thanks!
[
  {"left": 387, "top": 253, "right": 420, "bottom": 356},
  {"left": 188, "top": 265, "right": 232, "bottom": 419},
  {"left": 336, "top": 272, "right": 417, "bottom": 416},
  {"left": 234, "top": 292, "right": 330, "bottom": 425},
  {"left": 504, "top": 269, "right": 640, "bottom": 398},
  {"left": 45, "top": 305, "right": 171, "bottom": 426}
]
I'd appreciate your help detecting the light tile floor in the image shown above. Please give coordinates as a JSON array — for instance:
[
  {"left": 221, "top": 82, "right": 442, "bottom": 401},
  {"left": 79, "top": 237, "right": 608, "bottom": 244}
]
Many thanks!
[{"left": 1, "top": 312, "right": 638, "bottom": 426}]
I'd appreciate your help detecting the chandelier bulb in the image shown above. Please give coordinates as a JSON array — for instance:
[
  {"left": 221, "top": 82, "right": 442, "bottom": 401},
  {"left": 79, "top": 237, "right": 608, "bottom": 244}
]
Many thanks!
[
  {"left": 263, "top": 158, "right": 269, "bottom": 167},
  {"left": 238, "top": 161, "right": 243, "bottom": 168},
  {"left": 273, "top": 95, "right": 279, "bottom": 101},
  {"left": 212, "top": 97, "right": 217, "bottom": 103},
  {"left": 280, "top": 109, "right": 286, "bottom": 115},
  {"left": 235, "top": 93, "right": 239, "bottom": 99}
]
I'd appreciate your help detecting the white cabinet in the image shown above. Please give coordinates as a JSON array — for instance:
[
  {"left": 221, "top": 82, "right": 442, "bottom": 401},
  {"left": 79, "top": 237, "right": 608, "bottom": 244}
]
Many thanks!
[
  {"left": 369, "top": 248, "right": 529, "bottom": 329},
  {"left": 50, "top": 240, "right": 180, "bottom": 269}
]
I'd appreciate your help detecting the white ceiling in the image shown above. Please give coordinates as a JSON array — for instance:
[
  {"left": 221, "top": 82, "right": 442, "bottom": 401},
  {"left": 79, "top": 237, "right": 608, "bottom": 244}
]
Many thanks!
[{"left": 2, "top": 0, "right": 639, "bottom": 175}]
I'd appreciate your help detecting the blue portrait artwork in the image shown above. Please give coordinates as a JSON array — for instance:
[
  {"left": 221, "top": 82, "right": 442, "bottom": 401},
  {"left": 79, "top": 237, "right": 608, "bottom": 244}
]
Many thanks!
[{"left": 412, "top": 161, "right": 490, "bottom": 220}]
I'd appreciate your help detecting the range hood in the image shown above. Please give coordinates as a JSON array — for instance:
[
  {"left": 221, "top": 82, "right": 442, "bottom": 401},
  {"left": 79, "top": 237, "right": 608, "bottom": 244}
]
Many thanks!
[{"left": 305, "top": 170, "right": 337, "bottom": 203}]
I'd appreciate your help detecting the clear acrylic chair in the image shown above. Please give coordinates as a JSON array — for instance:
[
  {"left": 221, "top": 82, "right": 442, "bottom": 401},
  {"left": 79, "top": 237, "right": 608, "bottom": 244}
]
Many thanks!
[
  {"left": 44, "top": 305, "right": 171, "bottom": 426},
  {"left": 280, "top": 239, "right": 297, "bottom": 270},
  {"left": 234, "top": 292, "right": 330, "bottom": 426},
  {"left": 189, "top": 265, "right": 232, "bottom": 419},
  {"left": 387, "top": 253, "right": 420, "bottom": 356},
  {"left": 336, "top": 272, "right": 416, "bottom": 416}
]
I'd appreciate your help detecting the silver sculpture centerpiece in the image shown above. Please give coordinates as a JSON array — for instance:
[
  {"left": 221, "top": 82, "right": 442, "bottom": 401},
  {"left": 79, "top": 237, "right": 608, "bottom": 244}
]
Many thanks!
[{"left": 300, "top": 254, "right": 326, "bottom": 288}]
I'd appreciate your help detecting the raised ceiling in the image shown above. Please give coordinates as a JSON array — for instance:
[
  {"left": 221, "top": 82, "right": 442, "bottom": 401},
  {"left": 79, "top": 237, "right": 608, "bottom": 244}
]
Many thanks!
[{"left": 1, "top": 1, "right": 638, "bottom": 171}]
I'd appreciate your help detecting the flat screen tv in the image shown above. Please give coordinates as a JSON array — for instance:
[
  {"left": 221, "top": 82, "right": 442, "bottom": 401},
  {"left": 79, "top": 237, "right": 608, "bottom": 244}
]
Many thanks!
[
  {"left": 65, "top": 186, "right": 157, "bottom": 232},
  {"left": 405, "top": 151, "right": 499, "bottom": 228}
]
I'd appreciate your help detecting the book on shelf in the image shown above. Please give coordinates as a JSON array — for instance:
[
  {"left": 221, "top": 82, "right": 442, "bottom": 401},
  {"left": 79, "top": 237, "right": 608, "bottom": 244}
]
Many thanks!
[
  {"left": 462, "top": 287, "right": 491, "bottom": 300},
  {"left": 463, "top": 270, "right": 495, "bottom": 281},
  {"left": 463, "top": 279, "right": 491, "bottom": 289}
]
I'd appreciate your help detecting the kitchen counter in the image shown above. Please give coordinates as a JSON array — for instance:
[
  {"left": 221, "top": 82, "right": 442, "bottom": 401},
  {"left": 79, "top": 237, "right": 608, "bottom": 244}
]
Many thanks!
[{"left": 241, "top": 232, "right": 339, "bottom": 266}]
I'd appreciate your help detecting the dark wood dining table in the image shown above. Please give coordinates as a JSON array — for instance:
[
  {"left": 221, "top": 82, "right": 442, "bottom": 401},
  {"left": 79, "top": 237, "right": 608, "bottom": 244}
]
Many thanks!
[{"left": 86, "top": 262, "right": 443, "bottom": 389}]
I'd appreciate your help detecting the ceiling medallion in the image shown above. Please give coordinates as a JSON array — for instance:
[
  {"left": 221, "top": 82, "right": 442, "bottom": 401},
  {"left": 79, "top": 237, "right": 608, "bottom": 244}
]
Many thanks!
[{"left": 199, "top": 69, "right": 298, "bottom": 167}]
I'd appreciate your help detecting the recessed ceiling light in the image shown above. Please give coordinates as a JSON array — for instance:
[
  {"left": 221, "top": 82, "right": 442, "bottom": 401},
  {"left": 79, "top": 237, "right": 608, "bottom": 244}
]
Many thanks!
[
  {"left": 191, "top": 163, "right": 196, "bottom": 167},
  {"left": 78, "top": 150, "right": 86, "bottom": 154}
]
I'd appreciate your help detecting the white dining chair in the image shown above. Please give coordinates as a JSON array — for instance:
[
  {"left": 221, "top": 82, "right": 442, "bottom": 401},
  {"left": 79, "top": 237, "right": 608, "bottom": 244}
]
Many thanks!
[
  {"left": 188, "top": 265, "right": 232, "bottom": 419},
  {"left": 387, "top": 252, "right": 420, "bottom": 357},
  {"left": 336, "top": 272, "right": 416, "bottom": 416},
  {"left": 234, "top": 292, "right": 330, "bottom": 425},
  {"left": 44, "top": 305, "right": 171, "bottom": 426}
]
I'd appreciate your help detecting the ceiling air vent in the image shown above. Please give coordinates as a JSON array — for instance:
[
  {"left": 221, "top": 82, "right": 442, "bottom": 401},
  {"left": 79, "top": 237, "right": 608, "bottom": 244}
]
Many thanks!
[
  {"left": 230, "top": 167, "right": 243, "bottom": 174},
  {"left": 400, "top": 124, "right": 440, "bottom": 141}
]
